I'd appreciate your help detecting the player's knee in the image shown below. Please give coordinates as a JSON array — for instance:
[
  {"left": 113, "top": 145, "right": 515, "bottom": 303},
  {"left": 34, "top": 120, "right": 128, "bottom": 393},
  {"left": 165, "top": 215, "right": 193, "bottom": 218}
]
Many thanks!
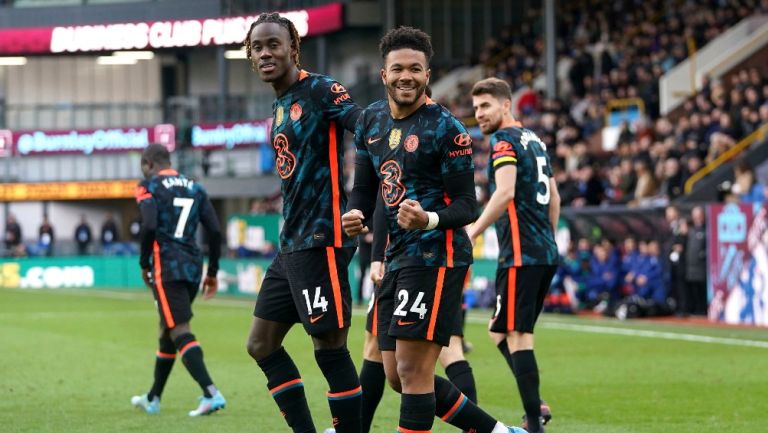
[
  {"left": 311, "top": 328, "right": 348, "bottom": 350},
  {"left": 246, "top": 337, "right": 277, "bottom": 361},
  {"left": 396, "top": 357, "right": 431, "bottom": 387},
  {"left": 385, "top": 372, "right": 403, "bottom": 393}
]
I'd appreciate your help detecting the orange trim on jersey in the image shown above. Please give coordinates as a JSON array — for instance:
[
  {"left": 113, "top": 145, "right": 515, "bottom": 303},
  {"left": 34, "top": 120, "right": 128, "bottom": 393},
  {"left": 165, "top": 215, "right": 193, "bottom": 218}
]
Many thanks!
[
  {"left": 398, "top": 427, "right": 432, "bottom": 433},
  {"left": 179, "top": 341, "right": 200, "bottom": 356},
  {"left": 425, "top": 96, "right": 436, "bottom": 105},
  {"left": 156, "top": 351, "right": 176, "bottom": 359},
  {"left": 507, "top": 267, "right": 517, "bottom": 332},
  {"left": 157, "top": 169, "right": 178, "bottom": 176},
  {"left": 509, "top": 120, "right": 523, "bottom": 128},
  {"left": 427, "top": 267, "right": 446, "bottom": 341},
  {"left": 328, "top": 122, "right": 342, "bottom": 248},
  {"left": 507, "top": 202, "right": 523, "bottom": 267},
  {"left": 443, "top": 193, "right": 454, "bottom": 267},
  {"left": 136, "top": 193, "right": 152, "bottom": 203},
  {"left": 153, "top": 241, "right": 175, "bottom": 328},
  {"left": 326, "top": 247, "right": 344, "bottom": 328},
  {"left": 298, "top": 69, "right": 309, "bottom": 81}
]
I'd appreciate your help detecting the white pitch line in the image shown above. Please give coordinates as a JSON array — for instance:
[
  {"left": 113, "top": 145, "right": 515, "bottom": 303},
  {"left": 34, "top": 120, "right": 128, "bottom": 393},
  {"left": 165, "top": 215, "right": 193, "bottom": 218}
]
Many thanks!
[{"left": 538, "top": 321, "right": 768, "bottom": 349}]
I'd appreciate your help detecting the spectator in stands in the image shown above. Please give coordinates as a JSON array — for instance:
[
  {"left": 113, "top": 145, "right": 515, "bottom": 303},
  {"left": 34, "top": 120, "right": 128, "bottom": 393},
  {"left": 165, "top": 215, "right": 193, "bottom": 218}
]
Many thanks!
[
  {"left": 129, "top": 214, "right": 142, "bottom": 242},
  {"left": 623, "top": 239, "right": 647, "bottom": 296},
  {"left": 4, "top": 213, "right": 22, "bottom": 256},
  {"left": 729, "top": 159, "right": 763, "bottom": 203},
  {"left": 630, "top": 158, "right": 658, "bottom": 206},
  {"left": 685, "top": 206, "right": 708, "bottom": 315},
  {"left": 74, "top": 214, "right": 92, "bottom": 256},
  {"left": 659, "top": 157, "right": 684, "bottom": 201},
  {"left": 38, "top": 216, "right": 55, "bottom": 257},
  {"left": 101, "top": 213, "right": 119, "bottom": 252}
]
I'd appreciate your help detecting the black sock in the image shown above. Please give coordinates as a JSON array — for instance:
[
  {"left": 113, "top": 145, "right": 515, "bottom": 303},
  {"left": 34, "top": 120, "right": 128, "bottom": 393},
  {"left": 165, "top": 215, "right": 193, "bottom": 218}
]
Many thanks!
[
  {"left": 399, "top": 393, "right": 435, "bottom": 433},
  {"left": 360, "top": 360, "right": 386, "bottom": 433},
  {"left": 511, "top": 350, "right": 541, "bottom": 433},
  {"left": 257, "top": 347, "right": 316, "bottom": 433},
  {"left": 173, "top": 333, "right": 214, "bottom": 397},
  {"left": 434, "top": 376, "right": 497, "bottom": 433},
  {"left": 148, "top": 337, "right": 176, "bottom": 401},
  {"left": 444, "top": 360, "right": 477, "bottom": 404},
  {"left": 315, "top": 347, "right": 362, "bottom": 433},
  {"left": 497, "top": 340, "right": 515, "bottom": 372}
]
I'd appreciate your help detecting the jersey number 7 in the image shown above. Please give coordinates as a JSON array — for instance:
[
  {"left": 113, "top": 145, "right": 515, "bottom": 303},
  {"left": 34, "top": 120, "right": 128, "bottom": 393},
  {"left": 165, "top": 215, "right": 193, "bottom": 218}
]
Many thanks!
[{"left": 173, "top": 197, "right": 195, "bottom": 238}]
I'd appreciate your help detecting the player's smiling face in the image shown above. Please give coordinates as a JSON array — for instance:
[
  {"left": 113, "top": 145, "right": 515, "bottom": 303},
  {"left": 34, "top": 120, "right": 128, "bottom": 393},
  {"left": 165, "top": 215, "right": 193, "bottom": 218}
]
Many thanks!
[
  {"left": 382, "top": 48, "right": 430, "bottom": 108},
  {"left": 472, "top": 93, "right": 508, "bottom": 134},
  {"left": 250, "top": 23, "right": 296, "bottom": 84}
]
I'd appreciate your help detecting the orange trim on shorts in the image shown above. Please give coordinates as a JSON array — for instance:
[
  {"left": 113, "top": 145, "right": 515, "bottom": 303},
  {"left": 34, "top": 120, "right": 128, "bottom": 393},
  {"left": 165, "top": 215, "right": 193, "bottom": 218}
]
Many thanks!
[
  {"left": 507, "top": 267, "right": 517, "bottom": 332},
  {"left": 427, "top": 267, "right": 446, "bottom": 341},
  {"left": 326, "top": 247, "right": 344, "bottom": 328},
  {"left": 507, "top": 202, "right": 522, "bottom": 267},
  {"left": 153, "top": 241, "right": 175, "bottom": 328},
  {"left": 179, "top": 341, "right": 200, "bottom": 356},
  {"left": 329, "top": 122, "right": 342, "bottom": 248}
]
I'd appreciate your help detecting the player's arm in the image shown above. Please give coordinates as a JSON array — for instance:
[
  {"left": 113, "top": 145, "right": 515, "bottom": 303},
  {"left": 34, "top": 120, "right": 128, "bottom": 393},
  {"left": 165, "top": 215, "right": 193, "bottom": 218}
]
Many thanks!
[
  {"left": 313, "top": 77, "right": 363, "bottom": 133},
  {"left": 549, "top": 177, "right": 560, "bottom": 235},
  {"left": 199, "top": 195, "right": 222, "bottom": 299},
  {"left": 370, "top": 194, "right": 387, "bottom": 286},
  {"left": 137, "top": 195, "right": 157, "bottom": 289},
  {"left": 467, "top": 164, "right": 516, "bottom": 241},
  {"left": 344, "top": 113, "right": 380, "bottom": 236}
]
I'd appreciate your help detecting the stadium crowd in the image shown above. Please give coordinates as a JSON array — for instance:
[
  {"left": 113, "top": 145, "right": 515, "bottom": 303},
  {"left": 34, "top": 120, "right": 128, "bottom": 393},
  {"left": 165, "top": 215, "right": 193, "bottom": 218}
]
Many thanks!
[{"left": 442, "top": 0, "right": 768, "bottom": 208}]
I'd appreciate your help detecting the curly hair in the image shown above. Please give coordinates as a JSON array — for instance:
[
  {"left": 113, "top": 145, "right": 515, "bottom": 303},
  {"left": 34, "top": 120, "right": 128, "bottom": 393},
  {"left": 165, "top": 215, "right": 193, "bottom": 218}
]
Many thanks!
[
  {"left": 379, "top": 26, "right": 433, "bottom": 63},
  {"left": 244, "top": 12, "right": 301, "bottom": 68}
]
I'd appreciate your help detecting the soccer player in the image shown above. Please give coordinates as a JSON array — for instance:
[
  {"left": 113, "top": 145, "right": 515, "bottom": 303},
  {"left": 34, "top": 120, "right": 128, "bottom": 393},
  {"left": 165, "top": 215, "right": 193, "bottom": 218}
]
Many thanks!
[
  {"left": 131, "top": 144, "right": 225, "bottom": 416},
  {"left": 244, "top": 12, "right": 363, "bottom": 433},
  {"left": 467, "top": 77, "right": 560, "bottom": 433},
  {"left": 343, "top": 26, "right": 524, "bottom": 433}
]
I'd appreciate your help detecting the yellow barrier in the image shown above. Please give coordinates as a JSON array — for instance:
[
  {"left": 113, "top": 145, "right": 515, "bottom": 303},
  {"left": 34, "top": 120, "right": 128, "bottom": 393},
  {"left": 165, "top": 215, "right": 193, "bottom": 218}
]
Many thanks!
[{"left": 684, "top": 123, "right": 768, "bottom": 194}]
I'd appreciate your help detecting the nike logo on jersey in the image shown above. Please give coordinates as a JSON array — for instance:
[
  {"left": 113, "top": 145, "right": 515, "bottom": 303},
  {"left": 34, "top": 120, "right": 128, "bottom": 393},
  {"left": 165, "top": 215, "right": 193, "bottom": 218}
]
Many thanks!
[
  {"left": 368, "top": 136, "right": 382, "bottom": 144},
  {"left": 310, "top": 314, "right": 325, "bottom": 324},
  {"left": 397, "top": 319, "right": 416, "bottom": 326}
]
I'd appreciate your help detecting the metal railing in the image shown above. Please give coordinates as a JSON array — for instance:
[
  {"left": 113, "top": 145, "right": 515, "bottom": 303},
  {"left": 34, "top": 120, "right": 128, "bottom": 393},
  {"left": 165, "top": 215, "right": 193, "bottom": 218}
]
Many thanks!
[{"left": 684, "top": 123, "right": 768, "bottom": 195}]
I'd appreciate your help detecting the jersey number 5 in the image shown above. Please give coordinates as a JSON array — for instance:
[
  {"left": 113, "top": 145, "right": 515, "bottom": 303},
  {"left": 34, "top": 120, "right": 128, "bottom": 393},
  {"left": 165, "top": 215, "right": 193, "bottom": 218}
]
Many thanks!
[
  {"left": 173, "top": 197, "right": 194, "bottom": 238},
  {"left": 535, "top": 156, "right": 551, "bottom": 205}
]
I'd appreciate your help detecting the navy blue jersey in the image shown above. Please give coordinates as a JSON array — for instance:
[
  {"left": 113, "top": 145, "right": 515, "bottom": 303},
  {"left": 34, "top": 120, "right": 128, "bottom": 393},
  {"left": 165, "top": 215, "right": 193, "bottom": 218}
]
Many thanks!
[
  {"left": 487, "top": 125, "right": 558, "bottom": 267},
  {"left": 137, "top": 169, "right": 221, "bottom": 283},
  {"left": 270, "top": 70, "right": 361, "bottom": 253},
  {"left": 353, "top": 99, "right": 475, "bottom": 271}
]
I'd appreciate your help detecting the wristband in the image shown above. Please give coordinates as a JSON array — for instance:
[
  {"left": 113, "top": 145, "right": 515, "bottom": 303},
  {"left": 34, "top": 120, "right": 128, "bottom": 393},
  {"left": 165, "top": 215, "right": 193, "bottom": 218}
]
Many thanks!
[{"left": 425, "top": 212, "right": 439, "bottom": 230}]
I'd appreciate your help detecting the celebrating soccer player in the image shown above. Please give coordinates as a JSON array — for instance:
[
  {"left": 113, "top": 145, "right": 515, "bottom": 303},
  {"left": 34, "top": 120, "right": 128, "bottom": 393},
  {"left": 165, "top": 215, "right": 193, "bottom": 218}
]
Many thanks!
[
  {"left": 131, "top": 144, "right": 225, "bottom": 416},
  {"left": 244, "top": 12, "right": 363, "bottom": 433},
  {"left": 467, "top": 78, "right": 561, "bottom": 433},
  {"left": 343, "top": 26, "right": 525, "bottom": 433}
]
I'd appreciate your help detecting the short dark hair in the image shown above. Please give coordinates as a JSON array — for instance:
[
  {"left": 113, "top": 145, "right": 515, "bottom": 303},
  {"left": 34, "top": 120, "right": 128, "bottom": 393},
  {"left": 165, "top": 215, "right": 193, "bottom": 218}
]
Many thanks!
[
  {"left": 379, "top": 26, "right": 433, "bottom": 63},
  {"left": 244, "top": 12, "right": 301, "bottom": 66},
  {"left": 471, "top": 78, "right": 512, "bottom": 100},
  {"left": 142, "top": 144, "right": 171, "bottom": 166}
]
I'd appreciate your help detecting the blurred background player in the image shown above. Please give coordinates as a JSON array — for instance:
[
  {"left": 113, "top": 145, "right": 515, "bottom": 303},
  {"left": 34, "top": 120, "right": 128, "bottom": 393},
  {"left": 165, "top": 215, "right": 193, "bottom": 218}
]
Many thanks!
[
  {"left": 243, "top": 12, "right": 364, "bottom": 433},
  {"left": 467, "top": 78, "right": 560, "bottom": 433},
  {"left": 131, "top": 144, "right": 225, "bottom": 416},
  {"left": 343, "top": 26, "right": 524, "bottom": 433}
]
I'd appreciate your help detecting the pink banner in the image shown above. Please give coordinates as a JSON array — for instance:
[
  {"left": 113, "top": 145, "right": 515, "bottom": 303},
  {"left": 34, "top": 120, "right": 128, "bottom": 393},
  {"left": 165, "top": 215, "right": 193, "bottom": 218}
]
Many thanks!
[
  {"left": 0, "top": 3, "right": 343, "bottom": 55},
  {"left": 707, "top": 203, "right": 768, "bottom": 326},
  {"left": 0, "top": 124, "right": 175, "bottom": 156}
]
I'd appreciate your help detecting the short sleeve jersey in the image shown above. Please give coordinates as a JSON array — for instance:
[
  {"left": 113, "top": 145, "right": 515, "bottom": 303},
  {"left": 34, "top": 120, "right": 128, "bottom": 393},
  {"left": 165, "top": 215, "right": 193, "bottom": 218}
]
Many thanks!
[
  {"left": 136, "top": 169, "right": 209, "bottom": 283},
  {"left": 270, "top": 70, "right": 361, "bottom": 253},
  {"left": 487, "top": 125, "right": 558, "bottom": 267},
  {"left": 354, "top": 99, "right": 474, "bottom": 271}
]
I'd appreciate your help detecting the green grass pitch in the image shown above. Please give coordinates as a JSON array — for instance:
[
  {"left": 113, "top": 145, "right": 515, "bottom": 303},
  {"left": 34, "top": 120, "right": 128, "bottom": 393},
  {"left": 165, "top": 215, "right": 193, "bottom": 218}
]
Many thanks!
[{"left": 1, "top": 288, "right": 767, "bottom": 433}]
